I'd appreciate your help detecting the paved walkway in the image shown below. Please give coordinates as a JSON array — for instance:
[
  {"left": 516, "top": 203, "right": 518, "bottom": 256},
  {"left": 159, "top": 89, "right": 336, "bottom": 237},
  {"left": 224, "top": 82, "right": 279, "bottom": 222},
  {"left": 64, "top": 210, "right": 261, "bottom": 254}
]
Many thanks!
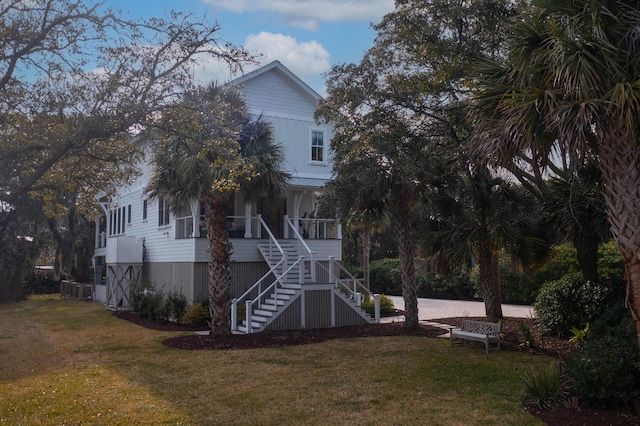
[{"left": 382, "top": 296, "right": 534, "bottom": 324}]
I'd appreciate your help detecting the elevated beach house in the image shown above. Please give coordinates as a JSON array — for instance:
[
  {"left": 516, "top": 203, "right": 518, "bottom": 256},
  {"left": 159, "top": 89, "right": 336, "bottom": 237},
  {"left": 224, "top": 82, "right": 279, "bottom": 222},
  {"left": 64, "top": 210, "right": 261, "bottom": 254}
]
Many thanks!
[{"left": 92, "top": 61, "right": 379, "bottom": 333}]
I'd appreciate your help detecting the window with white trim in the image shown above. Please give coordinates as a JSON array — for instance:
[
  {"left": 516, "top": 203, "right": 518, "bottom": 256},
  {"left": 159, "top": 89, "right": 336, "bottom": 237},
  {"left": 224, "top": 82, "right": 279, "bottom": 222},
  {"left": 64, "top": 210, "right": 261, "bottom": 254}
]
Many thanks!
[
  {"left": 142, "top": 199, "right": 148, "bottom": 221},
  {"left": 311, "top": 130, "right": 325, "bottom": 163},
  {"left": 158, "top": 195, "right": 170, "bottom": 227},
  {"left": 109, "top": 205, "right": 127, "bottom": 236}
]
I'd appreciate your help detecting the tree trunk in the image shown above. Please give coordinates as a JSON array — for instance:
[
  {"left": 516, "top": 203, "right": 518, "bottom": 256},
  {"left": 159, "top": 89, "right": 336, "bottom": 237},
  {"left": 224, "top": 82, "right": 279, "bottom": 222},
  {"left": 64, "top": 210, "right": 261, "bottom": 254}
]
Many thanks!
[
  {"left": 598, "top": 130, "right": 640, "bottom": 347},
  {"left": 390, "top": 187, "right": 419, "bottom": 329},
  {"left": 478, "top": 228, "right": 503, "bottom": 322},
  {"left": 575, "top": 239, "right": 600, "bottom": 283},
  {"left": 362, "top": 225, "right": 372, "bottom": 290},
  {"left": 204, "top": 195, "right": 233, "bottom": 338}
]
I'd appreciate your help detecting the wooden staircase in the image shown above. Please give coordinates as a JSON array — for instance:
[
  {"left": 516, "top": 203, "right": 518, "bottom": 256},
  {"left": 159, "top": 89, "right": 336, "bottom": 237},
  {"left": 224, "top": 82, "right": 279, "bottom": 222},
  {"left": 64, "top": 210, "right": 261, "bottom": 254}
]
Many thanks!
[
  {"left": 234, "top": 238, "right": 377, "bottom": 334},
  {"left": 236, "top": 240, "right": 307, "bottom": 334}
]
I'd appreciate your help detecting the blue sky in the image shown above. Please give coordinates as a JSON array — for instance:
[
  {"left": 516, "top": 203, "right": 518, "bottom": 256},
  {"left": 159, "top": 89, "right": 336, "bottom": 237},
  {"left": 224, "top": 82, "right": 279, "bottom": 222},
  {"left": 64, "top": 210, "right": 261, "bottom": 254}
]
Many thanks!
[{"left": 105, "top": 0, "right": 396, "bottom": 95}]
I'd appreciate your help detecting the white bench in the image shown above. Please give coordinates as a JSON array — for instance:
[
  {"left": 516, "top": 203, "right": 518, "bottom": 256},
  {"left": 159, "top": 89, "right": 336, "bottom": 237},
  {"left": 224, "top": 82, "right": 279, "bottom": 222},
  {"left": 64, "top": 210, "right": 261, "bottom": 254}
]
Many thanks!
[{"left": 449, "top": 320, "right": 501, "bottom": 353}]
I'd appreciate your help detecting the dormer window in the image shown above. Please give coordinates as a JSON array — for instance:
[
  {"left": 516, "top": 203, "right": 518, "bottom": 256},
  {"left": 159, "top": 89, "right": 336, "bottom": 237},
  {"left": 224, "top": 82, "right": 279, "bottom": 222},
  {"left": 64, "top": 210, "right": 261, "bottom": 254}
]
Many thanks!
[{"left": 311, "top": 130, "right": 325, "bottom": 163}]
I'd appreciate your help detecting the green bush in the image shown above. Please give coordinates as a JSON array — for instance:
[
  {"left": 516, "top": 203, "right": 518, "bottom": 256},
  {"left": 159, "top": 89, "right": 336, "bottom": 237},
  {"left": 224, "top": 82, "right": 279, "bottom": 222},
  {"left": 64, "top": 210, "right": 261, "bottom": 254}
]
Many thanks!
[
  {"left": 499, "top": 265, "right": 541, "bottom": 305},
  {"left": 416, "top": 271, "right": 476, "bottom": 300},
  {"left": 165, "top": 290, "right": 188, "bottom": 322},
  {"left": 180, "top": 303, "right": 210, "bottom": 328},
  {"left": 565, "top": 320, "right": 640, "bottom": 409},
  {"left": 131, "top": 280, "right": 168, "bottom": 321},
  {"left": 369, "top": 258, "right": 402, "bottom": 295},
  {"left": 523, "top": 363, "right": 569, "bottom": 408},
  {"left": 360, "top": 294, "right": 395, "bottom": 316},
  {"left": 534, "top": 273, "right": 613, "bottom": 336}
]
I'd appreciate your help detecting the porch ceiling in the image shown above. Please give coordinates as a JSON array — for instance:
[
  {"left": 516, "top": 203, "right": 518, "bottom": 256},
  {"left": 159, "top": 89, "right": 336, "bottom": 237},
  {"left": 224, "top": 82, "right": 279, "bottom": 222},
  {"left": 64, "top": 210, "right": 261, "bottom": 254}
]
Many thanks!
[{"left": 287, "top": 177, "right": 328, "bottom": 188}]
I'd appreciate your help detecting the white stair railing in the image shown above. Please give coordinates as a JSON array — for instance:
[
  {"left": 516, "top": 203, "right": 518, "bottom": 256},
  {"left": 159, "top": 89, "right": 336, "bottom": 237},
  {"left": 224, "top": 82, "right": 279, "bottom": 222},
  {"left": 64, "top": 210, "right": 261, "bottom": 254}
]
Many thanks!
[
  {"left": 231, "top": 215, "right": 287, "bottom": 332},
  {"left": 284, "top": 216, "right": 316, "bottom": 281},
  {"left": 320, "top": 257, "right": 380, "bottom": 323}
]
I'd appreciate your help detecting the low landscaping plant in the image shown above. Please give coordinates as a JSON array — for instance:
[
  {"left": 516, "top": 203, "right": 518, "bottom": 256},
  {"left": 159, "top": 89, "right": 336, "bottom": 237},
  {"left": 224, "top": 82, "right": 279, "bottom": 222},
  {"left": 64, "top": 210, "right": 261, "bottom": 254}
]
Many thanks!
[
  {"left": 565, "top": 320, "right": 640, "bottom": 409},
  {"left": 360, "top": 294, "right": 394, "bottom": 316},
  {"left": 180, "top": 302, "right": 210, "bottom": 328},
  {"left": 165, "top": 290, "right": 188, "bottom": 322},
  {"left": 523, "top": 362, "right": 569, "bottom": 408}
]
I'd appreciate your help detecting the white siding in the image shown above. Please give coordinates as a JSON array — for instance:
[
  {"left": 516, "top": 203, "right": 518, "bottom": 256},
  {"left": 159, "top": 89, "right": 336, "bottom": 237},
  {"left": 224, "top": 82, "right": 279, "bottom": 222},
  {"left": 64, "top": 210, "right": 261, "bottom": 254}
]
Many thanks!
[
  {"left": 241, "top": 69, "right": 318, "bottom": 118},
  {"left": 266, "top": 115, "right": 333, "bottom": 179}
]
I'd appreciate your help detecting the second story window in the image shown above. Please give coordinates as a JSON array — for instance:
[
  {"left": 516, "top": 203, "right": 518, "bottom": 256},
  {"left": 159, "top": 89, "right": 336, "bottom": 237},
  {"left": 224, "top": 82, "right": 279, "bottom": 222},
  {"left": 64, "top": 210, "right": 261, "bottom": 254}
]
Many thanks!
[
  {"left": 109, "top": 205, "right": 126, "bottom": 236},
  {"left": 158, "top": 195, "right": 170, "bottom": 227},
  {"left": 142, "top": 199, "right": 148, "bottom": 221},
  {"left": 311, "top": 130, "right": 324, "bottom": 163}
]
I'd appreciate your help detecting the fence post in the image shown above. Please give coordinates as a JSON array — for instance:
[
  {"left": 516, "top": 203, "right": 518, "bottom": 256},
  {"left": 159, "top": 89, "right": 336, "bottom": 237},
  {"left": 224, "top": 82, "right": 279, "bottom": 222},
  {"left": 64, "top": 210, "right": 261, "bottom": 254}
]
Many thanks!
[
  {"left": 245, "top": 300, "right": 252, "bottom": 334},
  {"left": 329, "top": 256, "right": 336, "bottom": 288},
  {"left": 231, "top": 298, "right": 237, "bottom": 331},
  {"left": 299, "top": 256, "right": 305, "bottom": 285},
  {"left": 374, "top": 294, "right": 381, "bottom": 324}
]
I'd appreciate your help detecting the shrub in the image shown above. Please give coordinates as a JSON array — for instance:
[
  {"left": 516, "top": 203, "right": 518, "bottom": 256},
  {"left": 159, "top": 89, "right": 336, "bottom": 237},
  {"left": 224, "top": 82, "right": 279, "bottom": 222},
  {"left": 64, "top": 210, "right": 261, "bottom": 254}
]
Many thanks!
[
  {"left": 417, "top": 271, "right": 476, "bottom": 300},
  {"left": 565, "top": 320, "right": 640, "bottom": 409},
  {"left": 369, "top": 258, "right": 402, "bottom": 295},
  {"left": 131, "top": 280, "right": 168, "bottom": 321},
  {"left": 165, "top": 290, "right": 188, "bottom": 322},
  {"left": 180, "top": 303, "right": 210, "bottom": 328},
  {"left": 523, "top": 363, "right": 569, "bottom": 408},
  {"left": 361, "top": 294, "right": 395, "bottom": 316},
  {"left": 534, "top": 273, "right": 612, "bottom": 336}
]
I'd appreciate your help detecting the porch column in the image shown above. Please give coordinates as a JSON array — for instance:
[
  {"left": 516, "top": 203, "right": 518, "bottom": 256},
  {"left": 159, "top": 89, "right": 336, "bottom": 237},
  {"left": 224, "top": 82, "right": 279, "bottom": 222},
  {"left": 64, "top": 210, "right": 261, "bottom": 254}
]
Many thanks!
[
  {"left": 94, "top": 215, "right": 100, "bottom": 248},
  {"left": 244, "top": 201, "right": 252, "bottom": 238}
]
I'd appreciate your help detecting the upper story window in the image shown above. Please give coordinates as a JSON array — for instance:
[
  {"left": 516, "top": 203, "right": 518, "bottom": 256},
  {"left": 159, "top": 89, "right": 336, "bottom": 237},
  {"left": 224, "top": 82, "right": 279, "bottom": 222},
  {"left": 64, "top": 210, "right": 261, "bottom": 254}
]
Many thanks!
[
  {"left": 109, "top": 205, "right": 127, "bottom": 236},
  {"left": 158, "top": 195, "right": 170, "bottom": 227},
  {"left": 142, "top": 199, "right": 148, "bottom": 221},
  {"left": 311, "top": 130, "right": 325, "bottom": 163}
]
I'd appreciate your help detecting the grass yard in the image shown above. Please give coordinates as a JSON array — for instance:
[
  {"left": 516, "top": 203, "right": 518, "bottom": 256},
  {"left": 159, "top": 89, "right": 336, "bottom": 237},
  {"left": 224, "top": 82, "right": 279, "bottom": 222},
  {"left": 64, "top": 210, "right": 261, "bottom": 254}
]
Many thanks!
[{"left": 0, "top": 296, "right": 552, "bottom": 425}]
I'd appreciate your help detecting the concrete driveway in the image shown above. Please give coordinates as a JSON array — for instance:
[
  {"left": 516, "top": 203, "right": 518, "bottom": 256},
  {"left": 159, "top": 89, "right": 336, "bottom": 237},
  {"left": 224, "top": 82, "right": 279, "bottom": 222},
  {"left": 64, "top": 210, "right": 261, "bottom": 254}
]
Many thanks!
[{"left": 386, "top": 296, "right": 535, "bottom": 321}]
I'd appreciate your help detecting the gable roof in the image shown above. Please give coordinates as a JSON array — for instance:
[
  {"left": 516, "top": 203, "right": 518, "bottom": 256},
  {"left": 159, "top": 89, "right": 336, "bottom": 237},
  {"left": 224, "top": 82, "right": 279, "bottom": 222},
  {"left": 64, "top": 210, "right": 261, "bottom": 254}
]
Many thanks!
[{"left": 229, "top": 61, "right": 322, "bottom": 105}]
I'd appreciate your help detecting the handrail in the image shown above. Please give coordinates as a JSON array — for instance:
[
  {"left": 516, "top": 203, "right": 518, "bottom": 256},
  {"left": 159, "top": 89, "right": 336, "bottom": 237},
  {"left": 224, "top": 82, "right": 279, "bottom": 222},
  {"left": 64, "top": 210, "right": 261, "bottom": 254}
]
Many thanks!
[
  {"left": 285, "top": 216, "right": 313, "bottom": 258},
  {"left": 235, "top": 257, "right": 285, "bottom": 303},
  {"left": 231, "top": 215, "right": 287, "bottom": 332},
  {"left": 232, "top": 256, "right": 304, "bottom": 333},
  {"left": 252, "top": 257, "right": 303, "bottom": 303},
  {"left": 314, "top": 258, "right": 380, "bottom": 322},
  {"left": 317, "top": 258, "right": 374, "bottom": 300},
  {"left": 258, "top": 214, "right": 284, "bottom": 258}
]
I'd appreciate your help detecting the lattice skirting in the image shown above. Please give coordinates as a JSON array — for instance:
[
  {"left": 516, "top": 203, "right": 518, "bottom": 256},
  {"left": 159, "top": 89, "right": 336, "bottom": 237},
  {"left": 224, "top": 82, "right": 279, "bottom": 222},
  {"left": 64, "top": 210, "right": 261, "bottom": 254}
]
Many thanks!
[{"left": 106, "top": 263, "right": 142, "bottom": 311}]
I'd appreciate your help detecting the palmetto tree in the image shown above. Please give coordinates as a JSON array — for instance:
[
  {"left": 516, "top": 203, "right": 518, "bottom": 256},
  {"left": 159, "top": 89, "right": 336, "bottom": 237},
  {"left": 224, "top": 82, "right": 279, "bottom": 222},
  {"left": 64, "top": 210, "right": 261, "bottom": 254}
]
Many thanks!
[
  {"left": 474, "top": 0, "right": 640, "bottom": 344},
  {"left": 418, "top": 165, "right": 547, "bottom": 322},
  {"left": 146, "top": 83, "right": 287, "bottom": 337}
]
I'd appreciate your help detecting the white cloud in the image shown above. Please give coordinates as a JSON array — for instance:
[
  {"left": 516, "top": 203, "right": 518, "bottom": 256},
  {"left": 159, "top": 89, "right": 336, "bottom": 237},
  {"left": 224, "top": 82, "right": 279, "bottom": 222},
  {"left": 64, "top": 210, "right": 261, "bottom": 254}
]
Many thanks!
[
  {"left": 202, "top": 0, "right": 394, "bottom": 30},
  {"left": 245, "top": 32, "right": 330, "bottom": 79}
]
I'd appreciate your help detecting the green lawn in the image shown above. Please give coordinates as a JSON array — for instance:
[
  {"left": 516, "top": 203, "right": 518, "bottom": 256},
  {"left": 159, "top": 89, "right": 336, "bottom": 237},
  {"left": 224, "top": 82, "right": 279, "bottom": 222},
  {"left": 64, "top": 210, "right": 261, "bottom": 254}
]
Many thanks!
[{"left": 0, "top": 296, "right": 550, "bottom": 425}]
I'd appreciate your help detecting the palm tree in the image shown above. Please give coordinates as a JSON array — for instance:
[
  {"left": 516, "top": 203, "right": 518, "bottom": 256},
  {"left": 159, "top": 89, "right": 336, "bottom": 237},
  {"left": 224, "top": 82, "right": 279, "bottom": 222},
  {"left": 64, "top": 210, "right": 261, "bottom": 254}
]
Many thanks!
[
  {"left": 418, "top": 165, "right": 548, "bottom": 322},
  {"left": 545, "top": 163, "right": 610, "bottom": 282},
  {"left": 473, "top": 0, "right": 640, "bottom": 344},
  {"left": 146, "top": 83, "right": 287, "bottom": 337}
]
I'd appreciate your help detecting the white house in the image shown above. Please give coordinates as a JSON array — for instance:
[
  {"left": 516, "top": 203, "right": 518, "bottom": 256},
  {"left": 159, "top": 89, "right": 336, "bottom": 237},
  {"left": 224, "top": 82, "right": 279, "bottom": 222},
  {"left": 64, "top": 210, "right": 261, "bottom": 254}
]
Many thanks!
[{"left": 92, "top": 61, "right": 379, "bottom": 333}]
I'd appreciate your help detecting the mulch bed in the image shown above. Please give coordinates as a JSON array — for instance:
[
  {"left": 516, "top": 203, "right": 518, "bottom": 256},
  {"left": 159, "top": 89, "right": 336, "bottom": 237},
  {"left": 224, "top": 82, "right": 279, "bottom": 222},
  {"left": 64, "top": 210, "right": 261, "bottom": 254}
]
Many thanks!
[{"left": 113, "top": 310, "right": 640, "bottom": 426}]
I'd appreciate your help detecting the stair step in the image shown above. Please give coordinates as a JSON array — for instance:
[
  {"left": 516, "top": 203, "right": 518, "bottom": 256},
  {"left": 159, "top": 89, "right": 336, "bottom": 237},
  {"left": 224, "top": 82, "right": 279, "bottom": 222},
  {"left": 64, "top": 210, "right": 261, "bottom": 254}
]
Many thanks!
[
  {"left": 242, "top": 319, "right": 266, "bottom": 328},
  {"left": 253, "top": 308, "right": 274, "bottom": 317},
  {"left": 237, "top": 324, "right": 263, "bottom": 333},
  {"left": 246, "top": 314, "right": 269, "bottom": 323},
  {"left": 260, "top": 303, "right": 279, "bottom": 311}
]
